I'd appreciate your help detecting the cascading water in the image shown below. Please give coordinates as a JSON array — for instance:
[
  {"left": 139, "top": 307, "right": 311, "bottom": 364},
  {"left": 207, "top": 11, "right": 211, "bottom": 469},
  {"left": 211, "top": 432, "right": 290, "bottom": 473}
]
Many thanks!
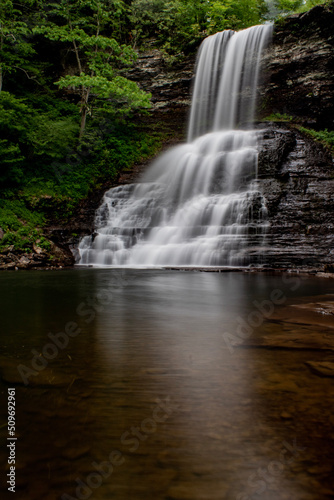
[{"left": 78, "top": 24, "right": 273, "bottom": 268}]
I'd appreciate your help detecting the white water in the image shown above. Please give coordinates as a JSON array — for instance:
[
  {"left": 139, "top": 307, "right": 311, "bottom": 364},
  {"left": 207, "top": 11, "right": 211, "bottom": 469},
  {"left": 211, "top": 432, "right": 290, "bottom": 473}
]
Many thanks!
[{"left": 78, "top": 24, "right": 273, "bottom": 267}]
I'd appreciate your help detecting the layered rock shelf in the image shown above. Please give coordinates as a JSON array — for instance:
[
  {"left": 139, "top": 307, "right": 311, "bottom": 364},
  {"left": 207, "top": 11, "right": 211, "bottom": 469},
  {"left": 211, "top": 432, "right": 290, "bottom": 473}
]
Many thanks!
[
  {"left": 257, "top": 123, "right": 334, "bottom": 269},
  {"left": 125, "top": 49, "right": 194, "bottom": 113}
]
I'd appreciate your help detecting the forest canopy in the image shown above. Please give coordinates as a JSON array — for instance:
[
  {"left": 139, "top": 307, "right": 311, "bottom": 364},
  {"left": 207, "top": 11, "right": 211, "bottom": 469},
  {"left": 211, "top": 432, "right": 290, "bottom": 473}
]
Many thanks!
[{"left": 0, "top": 0, "right": 272, "bottom": 190}]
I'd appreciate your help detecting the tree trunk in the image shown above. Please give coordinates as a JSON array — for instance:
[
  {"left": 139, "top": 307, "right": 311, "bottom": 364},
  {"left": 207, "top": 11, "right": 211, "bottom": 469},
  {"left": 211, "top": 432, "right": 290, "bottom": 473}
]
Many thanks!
[
  {"left": 79, "top": 87, "right": 91, "bottom": 138},
  {"left": 79, "top": 107, "right": 87, "bottom": 139}
]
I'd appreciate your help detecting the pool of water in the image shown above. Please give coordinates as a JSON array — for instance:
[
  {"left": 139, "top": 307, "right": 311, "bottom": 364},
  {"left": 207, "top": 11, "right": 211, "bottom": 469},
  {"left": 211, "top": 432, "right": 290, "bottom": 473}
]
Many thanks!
[{"left": 0, "top": 269, "right": 333, "bottom": 499}]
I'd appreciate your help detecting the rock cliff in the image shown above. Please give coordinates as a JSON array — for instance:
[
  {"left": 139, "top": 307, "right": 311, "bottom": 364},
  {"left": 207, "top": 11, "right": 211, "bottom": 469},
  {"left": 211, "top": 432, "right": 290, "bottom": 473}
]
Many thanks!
[
  {"left": 254, "top": 2, "right": 334, "bottom": 269},
  {"left": 260, "top": 2, "right": 334, "bottom": 128},
  {"left": 126, "top": 50, "right": 195, "bottom": 114},
  {"left": 257, "top": 123, "right": 334, "bottom": 269}
]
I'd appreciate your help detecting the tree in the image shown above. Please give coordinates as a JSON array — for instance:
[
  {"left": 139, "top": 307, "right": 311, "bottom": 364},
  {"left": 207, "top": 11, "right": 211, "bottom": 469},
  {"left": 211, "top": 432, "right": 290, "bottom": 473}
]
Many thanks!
[
  {"left": 207, "top": 0, "right": 268, "bottom": 33},
  {"left": 0, "top": 0, "right": 38, "bottom": 92},
  {"left": 35, "top": 0, "right": 151, "bottom": 137},
  {"left": 274, "top": 0, "right": 304, "bottom": 13},
  {"left": 129, "top": 0, "right": 268, "bottom": 54},
  {"left": 273, "top": 0, "right": 328, "bottom": 16}
]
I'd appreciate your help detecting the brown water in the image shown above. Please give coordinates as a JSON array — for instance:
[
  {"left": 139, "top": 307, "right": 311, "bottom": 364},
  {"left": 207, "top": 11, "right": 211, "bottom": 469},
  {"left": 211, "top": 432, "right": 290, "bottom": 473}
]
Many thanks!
[{"left": 0, "top": 269, "right": 333, "bottom": 500}]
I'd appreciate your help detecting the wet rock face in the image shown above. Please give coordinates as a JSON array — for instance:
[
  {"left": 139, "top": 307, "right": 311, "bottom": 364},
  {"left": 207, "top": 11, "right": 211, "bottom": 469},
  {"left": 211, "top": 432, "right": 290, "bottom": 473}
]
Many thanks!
[
  {"left": 261, "top": 3, "right": 334, "bottom": 128},
  {"left": 126, "top": 49, "right": 195, "bottom": 113},
  {"left": 257, "top": 123, "right": 334, "bottom": 268}
]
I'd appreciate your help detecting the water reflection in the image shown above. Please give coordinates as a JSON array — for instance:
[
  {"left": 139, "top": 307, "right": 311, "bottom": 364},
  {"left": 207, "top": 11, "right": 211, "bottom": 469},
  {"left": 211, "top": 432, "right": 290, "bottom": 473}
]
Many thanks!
[{"left": 0, "top": 270, "right": 333, "bottom": 499}]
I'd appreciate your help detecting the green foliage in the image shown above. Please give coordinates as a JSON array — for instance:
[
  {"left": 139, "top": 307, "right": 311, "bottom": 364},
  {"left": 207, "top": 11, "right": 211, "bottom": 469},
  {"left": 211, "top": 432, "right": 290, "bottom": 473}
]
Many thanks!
[
  {"left": 56, "top": 74, "right": 150, "bottom": 115},
  {"left": 275, "top": 0, "right": 303, "bottom": 12},
  {"left": 298, "top": 127, "right": 334, "bottom": 152},
  {"left": 273, "top": 0, "right": 330, "bottom": 17},
  {"left": 28, "top": 117, "right": 80, "bottom": 159},
  {"left": 0, "top": 0, "right": 39, "bottom": 90},
  {"left": 207, "top": 0, "right": 268, "bottom": 33},
  {"left": 44, "top": 121, "right": 166, "bottom": 206},
  {"left": 0, "top": 92, "right": 33, "bottom": 184},
  {"left": 34, "top": 0, "right": 151, "bottom": 134},
  {"left": 264, "top": 112, "right": 294, "bottom": 121},
  {"left": 0, "top": 199, "right": 45, "bottom": 231},
  {"left": 303, "top": 0, "right": 331, "bottom": 11},
  {"left": 0, "top": 91, "right": 80, "bottom": 186},
  {"left": 0, "top": 116, "right": 168, "bottom": 250},
  {"left": 130, "top": 0, "right": 180, "bottom": 48},
  {"left": 0, "top": 227, "right": 50, "bottom": 252},
  {"left": 129, "top": 0, "right": 268, "bottom": 53},
  {"left": 0, "top": 197, "right": 49, "bottom": 252}
]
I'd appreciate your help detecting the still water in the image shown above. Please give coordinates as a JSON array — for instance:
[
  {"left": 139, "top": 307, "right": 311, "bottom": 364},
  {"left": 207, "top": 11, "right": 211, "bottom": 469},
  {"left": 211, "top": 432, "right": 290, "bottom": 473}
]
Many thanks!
[{"left": 0, "top": 269, "right": 333, "bottom": 499}]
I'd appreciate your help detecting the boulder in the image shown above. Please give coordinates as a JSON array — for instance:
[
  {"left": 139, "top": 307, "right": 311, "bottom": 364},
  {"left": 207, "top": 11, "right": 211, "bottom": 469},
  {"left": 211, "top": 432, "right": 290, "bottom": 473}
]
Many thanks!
[
  {"left": 19, "top": 255, "right": 30, "bottom": 265},
  {"left": 32, "top": 242, "right": 44, "bottom": 254}
]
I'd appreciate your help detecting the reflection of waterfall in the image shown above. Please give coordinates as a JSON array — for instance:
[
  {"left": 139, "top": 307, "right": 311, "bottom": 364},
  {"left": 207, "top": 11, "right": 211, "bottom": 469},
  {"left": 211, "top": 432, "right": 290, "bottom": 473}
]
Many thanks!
[{"left": 78, "top": 24, "right": 273, "bottom": 267}]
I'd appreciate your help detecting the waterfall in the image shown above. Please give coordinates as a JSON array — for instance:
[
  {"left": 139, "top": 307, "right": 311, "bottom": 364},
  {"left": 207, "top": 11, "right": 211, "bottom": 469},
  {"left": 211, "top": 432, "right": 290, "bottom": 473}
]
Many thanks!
[{"left": 78, "top": 24, "right": 273, "bottom": 268}]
